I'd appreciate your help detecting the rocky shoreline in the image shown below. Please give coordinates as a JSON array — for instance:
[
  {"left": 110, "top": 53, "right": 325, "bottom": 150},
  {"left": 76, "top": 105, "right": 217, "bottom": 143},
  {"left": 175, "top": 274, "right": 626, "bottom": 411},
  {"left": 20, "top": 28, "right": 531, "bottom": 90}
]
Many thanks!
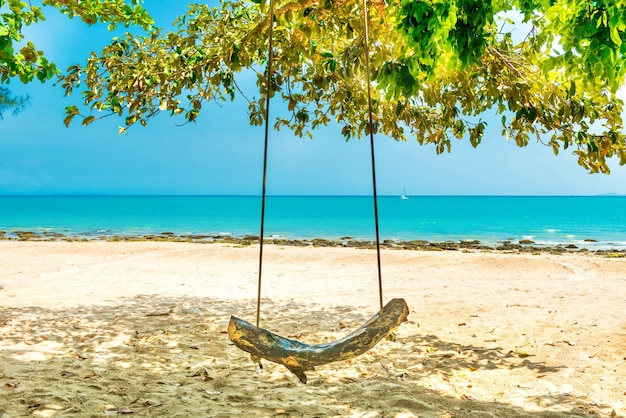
[{"left": 1, "top": 229, "right": 625, "bottom": 257}]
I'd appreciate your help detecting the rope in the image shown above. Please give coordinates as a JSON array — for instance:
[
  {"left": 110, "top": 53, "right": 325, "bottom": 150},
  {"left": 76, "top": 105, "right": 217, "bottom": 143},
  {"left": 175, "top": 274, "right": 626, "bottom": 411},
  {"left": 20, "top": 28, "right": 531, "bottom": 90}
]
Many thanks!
[
  {"left": 361, "top": 0, "right": 384, "bottom": 313},
  {"left": 256, "top": 0, "right": 384, "bottom": 326},
  {"left": 257, "top": 0, "right": 276, "bottom": 329}
]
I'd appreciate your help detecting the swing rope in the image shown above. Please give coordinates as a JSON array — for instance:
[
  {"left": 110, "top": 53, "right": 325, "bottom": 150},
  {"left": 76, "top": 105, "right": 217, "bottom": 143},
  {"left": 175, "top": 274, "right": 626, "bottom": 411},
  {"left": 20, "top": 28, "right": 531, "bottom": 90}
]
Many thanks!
[
  {"left": 361, "top": 0, "right": 384, "bottom": 313},
  {"left": 256, "top": 0, "right": 384, "bottom": 328},
  {"left": 256, "top": 0, "right": 276, "bottom": 329}
]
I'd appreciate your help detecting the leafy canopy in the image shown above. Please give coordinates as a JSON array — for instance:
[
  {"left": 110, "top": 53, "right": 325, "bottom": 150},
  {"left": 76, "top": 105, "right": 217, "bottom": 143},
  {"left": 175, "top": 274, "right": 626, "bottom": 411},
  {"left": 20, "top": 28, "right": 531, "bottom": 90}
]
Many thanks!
[
  {"left": 0, "top": 0, "right": 153, "bottom": 85},
  {"left": 56, "top": 0, "right": 626, "bottom": 173}
]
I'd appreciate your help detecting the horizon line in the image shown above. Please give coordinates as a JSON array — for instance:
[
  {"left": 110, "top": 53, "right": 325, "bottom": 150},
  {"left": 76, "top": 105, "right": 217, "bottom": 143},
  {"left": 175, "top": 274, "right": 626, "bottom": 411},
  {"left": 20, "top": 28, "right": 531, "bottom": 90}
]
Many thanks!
[{"left": 0, "top": 193, "right": 623, "bottom": 197}]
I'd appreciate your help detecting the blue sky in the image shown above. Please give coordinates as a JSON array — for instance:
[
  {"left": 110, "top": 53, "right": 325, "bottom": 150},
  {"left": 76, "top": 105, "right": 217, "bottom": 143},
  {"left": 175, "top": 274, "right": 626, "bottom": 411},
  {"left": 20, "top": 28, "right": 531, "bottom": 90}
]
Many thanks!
[{"left": 1, "top": 2, "right": 626, "bottom": 196}]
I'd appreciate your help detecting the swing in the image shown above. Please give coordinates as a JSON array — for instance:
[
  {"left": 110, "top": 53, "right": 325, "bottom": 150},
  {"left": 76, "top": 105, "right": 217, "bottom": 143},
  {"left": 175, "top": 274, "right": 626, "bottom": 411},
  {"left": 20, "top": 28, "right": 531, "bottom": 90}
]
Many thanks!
[{"left": 227, "top": 0, "right": 409, "bottom": 384}]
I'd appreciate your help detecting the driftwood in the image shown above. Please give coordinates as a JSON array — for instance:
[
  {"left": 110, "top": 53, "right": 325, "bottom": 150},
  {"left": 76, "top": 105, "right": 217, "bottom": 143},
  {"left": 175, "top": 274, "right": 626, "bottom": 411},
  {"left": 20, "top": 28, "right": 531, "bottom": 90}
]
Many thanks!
[{"left": 227, "top": 298, "right": 409, "bottom": 383}]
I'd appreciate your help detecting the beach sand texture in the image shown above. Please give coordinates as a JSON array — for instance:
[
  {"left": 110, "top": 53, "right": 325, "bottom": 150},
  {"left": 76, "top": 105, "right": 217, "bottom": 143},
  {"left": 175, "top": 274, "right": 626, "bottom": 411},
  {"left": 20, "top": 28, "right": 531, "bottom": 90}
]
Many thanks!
[{"left": 0, "top": 241, "right": 625, "bottom": 417}]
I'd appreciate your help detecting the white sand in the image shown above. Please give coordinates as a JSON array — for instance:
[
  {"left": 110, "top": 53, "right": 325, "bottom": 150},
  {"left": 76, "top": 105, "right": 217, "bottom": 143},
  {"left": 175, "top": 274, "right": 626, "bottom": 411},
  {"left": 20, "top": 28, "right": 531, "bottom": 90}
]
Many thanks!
[{"left": 0, "top": 241, "right": 624, "bottom": 417}]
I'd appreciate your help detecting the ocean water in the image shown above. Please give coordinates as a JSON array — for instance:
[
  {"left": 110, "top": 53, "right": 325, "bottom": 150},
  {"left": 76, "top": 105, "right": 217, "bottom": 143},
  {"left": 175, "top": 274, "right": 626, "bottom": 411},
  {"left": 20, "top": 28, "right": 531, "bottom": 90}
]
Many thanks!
[{"left": 0, "top": 195, "right": 625, "bottom": 249}]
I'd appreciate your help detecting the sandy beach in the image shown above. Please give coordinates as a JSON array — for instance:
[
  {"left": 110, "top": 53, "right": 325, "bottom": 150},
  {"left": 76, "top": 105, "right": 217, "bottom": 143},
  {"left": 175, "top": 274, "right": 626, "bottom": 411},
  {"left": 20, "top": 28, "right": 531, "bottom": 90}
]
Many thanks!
[{"left": 0, "top": 240, "right": 624, "bottom": 417}]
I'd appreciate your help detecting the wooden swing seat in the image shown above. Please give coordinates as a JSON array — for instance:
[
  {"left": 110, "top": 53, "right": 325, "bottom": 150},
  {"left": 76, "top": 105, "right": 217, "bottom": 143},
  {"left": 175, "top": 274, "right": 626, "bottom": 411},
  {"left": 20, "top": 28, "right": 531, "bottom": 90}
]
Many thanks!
[{"left": 227, "top": 298, "right": 409, "bottom": 383}]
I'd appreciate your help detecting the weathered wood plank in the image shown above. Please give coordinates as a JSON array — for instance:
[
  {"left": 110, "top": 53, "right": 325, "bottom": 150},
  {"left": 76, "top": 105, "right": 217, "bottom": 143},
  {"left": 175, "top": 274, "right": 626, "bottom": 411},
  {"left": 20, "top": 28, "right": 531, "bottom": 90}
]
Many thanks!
[{"left": 227, "top": 298, "right": 409, "bottom": 383}]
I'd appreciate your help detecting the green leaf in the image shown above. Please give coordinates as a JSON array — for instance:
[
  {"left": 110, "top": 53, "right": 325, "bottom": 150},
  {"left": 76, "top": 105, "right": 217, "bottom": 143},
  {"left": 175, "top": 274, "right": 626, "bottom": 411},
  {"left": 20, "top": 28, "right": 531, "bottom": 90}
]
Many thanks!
[
  {"left": 63, "top": 105, "right": 79, "bottom": 128},
  {"left": 610, "top": 26, "right": 622, "bottom": 46}
]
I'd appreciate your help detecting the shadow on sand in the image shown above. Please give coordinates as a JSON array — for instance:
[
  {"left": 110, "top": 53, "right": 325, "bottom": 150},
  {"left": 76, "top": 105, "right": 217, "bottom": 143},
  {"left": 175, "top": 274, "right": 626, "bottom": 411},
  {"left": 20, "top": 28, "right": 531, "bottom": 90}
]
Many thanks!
[{"left": 0, "top": 296, "right": 614, "bottom": 417}]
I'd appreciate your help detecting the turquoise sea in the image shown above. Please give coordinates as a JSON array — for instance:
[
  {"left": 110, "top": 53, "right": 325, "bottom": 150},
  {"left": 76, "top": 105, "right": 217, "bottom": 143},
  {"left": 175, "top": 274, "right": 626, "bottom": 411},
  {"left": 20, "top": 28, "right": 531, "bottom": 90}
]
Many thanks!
[{"left": 0, "top": 195, "right": 625, "bottom": 249}]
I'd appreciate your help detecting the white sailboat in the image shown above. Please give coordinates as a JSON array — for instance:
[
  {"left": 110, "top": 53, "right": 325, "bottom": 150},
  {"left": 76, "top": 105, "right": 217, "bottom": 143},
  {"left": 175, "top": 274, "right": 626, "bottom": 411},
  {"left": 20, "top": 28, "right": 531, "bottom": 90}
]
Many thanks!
[{"left": 400, "top": 187, "right": 409, "bottom": 200}]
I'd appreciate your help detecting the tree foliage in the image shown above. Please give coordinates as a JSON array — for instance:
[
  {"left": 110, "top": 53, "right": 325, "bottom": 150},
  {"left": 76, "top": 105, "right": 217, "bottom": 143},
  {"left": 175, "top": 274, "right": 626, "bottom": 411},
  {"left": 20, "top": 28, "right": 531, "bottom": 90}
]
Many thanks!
[
  {"left": 57, "top": 0, "right": 626, "bottom": 173},
  {"left": 0, "top": 85, "right": 27, "bottom": 118},
  {"left": 0, "top": 0, "right": 153, "bottom": 85}
]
